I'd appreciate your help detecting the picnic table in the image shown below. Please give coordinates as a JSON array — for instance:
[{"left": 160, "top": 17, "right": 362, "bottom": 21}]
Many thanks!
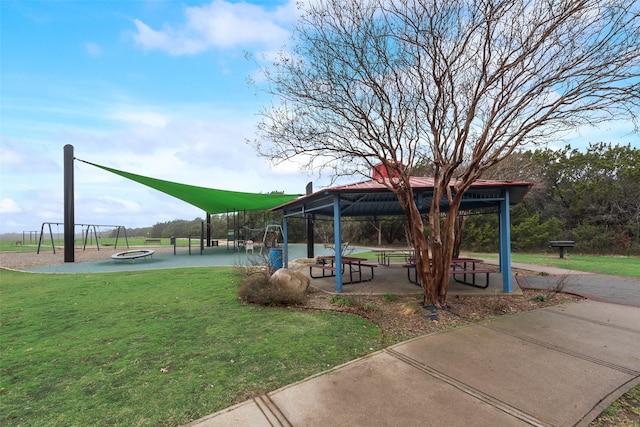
[
  {"left": 548, "top": 240, "right": 575, "bottom": 258},
  {"left": 404, "top": 257, "right": 495, "bottom": 289},
  {"left": 372, "top": 248, "right": 415, "bottom": 266},
  {"left": 309, "top": 255, "right": 378, "bottom": 284}
]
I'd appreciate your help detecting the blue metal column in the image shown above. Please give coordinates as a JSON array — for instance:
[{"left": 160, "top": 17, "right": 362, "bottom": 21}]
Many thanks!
[
  {"left": 333, "top": 194, "right": 343, "bottom": 293},
  {"left": 283, "top": 217, "right": 289, "bottom": 269},
  {"left": 499, "top": 189, "right": 513, "bottom": 293}
]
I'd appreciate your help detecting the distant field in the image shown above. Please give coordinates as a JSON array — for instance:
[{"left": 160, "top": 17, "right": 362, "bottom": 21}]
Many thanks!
[
  {"left": 0, "top": 237, "right": 226, "bottom": 252},
  {"left": 3, "top": 240, "right": 638, "bottom": 278}
]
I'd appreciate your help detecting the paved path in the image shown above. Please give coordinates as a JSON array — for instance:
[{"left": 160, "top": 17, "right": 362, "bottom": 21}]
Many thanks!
[
  {"left": 186, "top": 265, "right": 640, "bottom": 427},
  {"left": 486, "top": 260, "right": 640, "bottom": 307},
  {"left": 521, "top": 274, "right": 640, "bottom": 308}
]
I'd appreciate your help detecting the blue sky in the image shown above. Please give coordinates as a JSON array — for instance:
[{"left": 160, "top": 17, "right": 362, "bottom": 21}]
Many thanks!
[
  {"left": 0, "top": 0, "right": 637, "bottom": 234},
  {"left": 0, "top": 0, "right": 310, "bottom": 234}
]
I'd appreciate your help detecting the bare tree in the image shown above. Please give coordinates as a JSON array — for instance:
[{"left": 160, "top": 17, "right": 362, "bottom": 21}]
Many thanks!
[{"left": 254, "top": 0, "right": 639, "bottom": 308}]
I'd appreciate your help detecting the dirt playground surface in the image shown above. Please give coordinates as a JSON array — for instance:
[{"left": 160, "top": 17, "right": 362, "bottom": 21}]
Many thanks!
[{"left": 0, "top": 246, "right": 176, "bottom": 271}]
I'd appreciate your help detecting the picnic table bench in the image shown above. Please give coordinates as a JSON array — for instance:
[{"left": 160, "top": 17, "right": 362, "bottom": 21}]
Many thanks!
[
  {"left": 373, "top": 249, "right": 415, "bottom": 266},
  {"left": 144, "top": 239, "right": 162, "bottom": 245},
  {"left": 309, "top": 255, "right": 377, "bottom": 284},
  {"left": 403, "top": 257, "right": 495, "bottom": 289}
]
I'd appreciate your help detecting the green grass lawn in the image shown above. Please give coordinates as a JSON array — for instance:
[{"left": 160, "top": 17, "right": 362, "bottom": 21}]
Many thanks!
[
  {"left": 470, "top": 252, "right": 640, "bottom": 279},
  {"left": 0, "top": 267, "right": 382, "bottom": 426}
]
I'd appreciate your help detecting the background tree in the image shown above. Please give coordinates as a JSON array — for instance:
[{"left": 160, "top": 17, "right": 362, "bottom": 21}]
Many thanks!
[
  {"left": 254, "top": 0, "right": 639, "bottom": 308},
  {"left": 532, "top": 143, "right": 640, "bottom": 253}
]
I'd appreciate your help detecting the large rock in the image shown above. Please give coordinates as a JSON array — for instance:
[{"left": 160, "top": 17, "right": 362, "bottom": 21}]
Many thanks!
[{"left": 269, "top": 268, "right": 310, "bottom": 297}]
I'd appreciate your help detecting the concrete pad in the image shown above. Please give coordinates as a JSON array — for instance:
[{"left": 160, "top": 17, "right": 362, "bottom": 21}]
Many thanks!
[
  {"left": 393, "top": 326, "right": 634, "bottom": 427},
  {"left": 545, "top": 300, "right": 640, "bottom": 332},
  {"left": 295, "top": 261, "right": 521, "bottom": 296},
  {"left": 486, "top": 302, "right": 640, "bottom": 373},
  {"left": 269, "top": 352, "right": 532, "bottom": 426},
  {"left": 185, "top": 399, "right": 272, "bottom": 427}
]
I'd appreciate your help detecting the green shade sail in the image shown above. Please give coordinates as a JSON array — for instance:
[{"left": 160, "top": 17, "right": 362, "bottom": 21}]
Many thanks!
[{"left": 78, "top": 159, "right": 300, "bottom": 214}]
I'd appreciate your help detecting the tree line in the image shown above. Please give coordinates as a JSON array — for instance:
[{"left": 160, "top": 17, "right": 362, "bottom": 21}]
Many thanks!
[
  {"left": 134, "top": 143, "right": 638, "bottom": 256},
  {"left": 465, "top": 143, "right": 639, "bottom": 255}
]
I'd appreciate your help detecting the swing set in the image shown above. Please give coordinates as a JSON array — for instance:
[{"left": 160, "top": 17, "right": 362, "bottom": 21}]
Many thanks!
[
  {"left": 260, "top": 224, "right": 284, "bottom": 254},
  {"left": 223, "top": 208, "right": 284, "bottom": 253},
  {"left": 37, "top": 222, "right": 129, "bottom": 254}
]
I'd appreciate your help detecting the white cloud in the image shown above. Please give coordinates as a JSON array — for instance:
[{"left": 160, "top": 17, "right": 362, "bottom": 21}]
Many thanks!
[
  {"left": 0, "top": 137, "right": 60, "bottom": 173},
  {"left": 85, "top": 42, "right": 102, "bottom": 57},
  {"left": 0, "top": 198, "right": 22, "bottom": 214},
  {"left": 550, "top": 120, "right": 639, "bottom": 151},
  {"left": 91, "top": 196, "right": 143, "bottom": 214},
  {"left": 132, "top": 0, "right": 297, "bottom": 55},
  {"left": 108, "top": 107, "right": 169, "bottom": 128},
  {"left": 132, "top": 19, "right": 206, "bottom": 55}
]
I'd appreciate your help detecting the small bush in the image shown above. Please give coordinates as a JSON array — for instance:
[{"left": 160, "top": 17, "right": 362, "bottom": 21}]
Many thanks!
[
  {"left": 237, "top": 270, "right": 306, "bottom": 306},
  {"left": 382, "top": 293, "right": 399, "bottom": 302},
  {"left": 328, "top": 295, "right": 354, "bottom": 307},
  {"left": 401, "top": 302, "right": 422, "bottom": 315}
]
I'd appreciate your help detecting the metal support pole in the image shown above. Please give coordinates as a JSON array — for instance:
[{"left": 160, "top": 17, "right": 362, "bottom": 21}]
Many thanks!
[
  {"left": 306, "top": 182, "right": 314, "bottom": 258},
  {"left": 64, "top": 145, "right": 75, "bottom": 262},
  {"left": 123, "top": 226, "right": 129, "bottom": 248},
  {"left": 115, "top": 226, "right": 121, "bottom": 249},
  {"left": 283, "top": 217, "right": 289, "bottom": 269},
  {"left": 499, "top": 190, "right": 512, "bottom": 293},
  {"left": 333, "top": 194, "right": 343, "bottom": 293},
  {"left": 200, "top": 221, "right": 204, "bottom": 255}
]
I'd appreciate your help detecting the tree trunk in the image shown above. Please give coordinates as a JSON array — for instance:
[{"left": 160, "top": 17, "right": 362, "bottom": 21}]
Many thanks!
[
  {"left": 394, "top": 175, "right": 470, "bottom": 308},
  {"left": 395, "top": 185, "right": 436, "bottom": 306},
  {"left": 452, "top": 214, "right": 468, "bottom": 259}
]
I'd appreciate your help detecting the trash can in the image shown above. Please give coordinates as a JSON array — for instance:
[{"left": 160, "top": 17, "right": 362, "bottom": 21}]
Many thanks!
[
  {"left": 170, "top": 236, "right": 176, "bottom": 245},
  {"left": 269, "top": 248, "right": 283, "bottom": 270}
]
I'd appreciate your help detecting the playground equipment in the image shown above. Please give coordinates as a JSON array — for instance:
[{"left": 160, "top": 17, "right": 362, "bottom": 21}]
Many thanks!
[
  {"left": 20, "top": 231, "right": 40, "bottom": 246},
  {"left": 261, "top": 224, "right": 284, "bottom": 254},
  {"left": 37, "top": 222, "right": 129, "bottom": 254},
  {"left": 111, "top": 249, "right": 154, "bottom": 262}
]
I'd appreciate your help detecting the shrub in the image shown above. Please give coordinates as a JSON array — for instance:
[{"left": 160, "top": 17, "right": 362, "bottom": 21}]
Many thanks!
[
  {"left": 382, "top": 293, "right": 398, "bottom": 302},
  {"left": 237, "top": 269, "right": 306, "bottom": 306},
  {"left": 328, "top": 295, "right": 354, "bottom": 307}
]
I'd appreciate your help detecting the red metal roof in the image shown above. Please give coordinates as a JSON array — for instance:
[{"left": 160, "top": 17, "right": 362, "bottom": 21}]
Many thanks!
[
  {"left": 329, "top": 176, "right": 534, "bottom": 192},
  {"left": 274, "top": 176, "right": 534, "bottom": 217}
]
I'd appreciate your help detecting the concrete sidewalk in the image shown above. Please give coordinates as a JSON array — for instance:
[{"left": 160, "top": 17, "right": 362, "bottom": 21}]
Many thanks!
[
  {"left": 186, "top": 299, "right": 640, "bottom": 427},
  {"left": 486, "top": 259, "right": 640, "bottom": 306}
]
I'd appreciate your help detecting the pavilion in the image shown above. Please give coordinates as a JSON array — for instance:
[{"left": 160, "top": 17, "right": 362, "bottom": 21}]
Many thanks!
[
  {"left": 74, "top": 155, "right": 533, "bottom": 295},
  {"left": 272, "top": 176, "right": 534, "bottom": 293}
]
